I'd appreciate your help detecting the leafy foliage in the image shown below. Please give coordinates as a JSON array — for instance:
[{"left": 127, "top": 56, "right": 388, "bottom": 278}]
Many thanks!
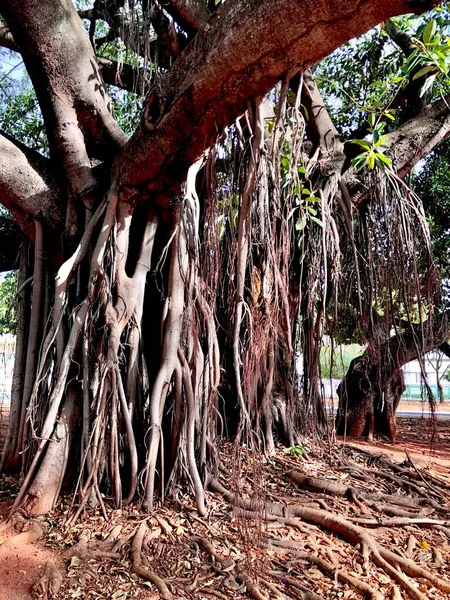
[
  {"left": 0, "top": 51, "right": 47, "bottom": 154},
  {"left": 351, "top": 114, "right": 392, "bottom": 171},
  {"left": 412, "top": 137, "right": 450, "bottom": 283},
  {"left": 315, "top": 28, "right": 400, "bottom": 136},
  {"left": 0, "top": 271, "right": 17, "bottom": 335},
  {"left": 401, "top": 14, "right": 450, "bottom": 98},
  {"left": 283, "top": 444, "right": 304, "bottom": 458}
]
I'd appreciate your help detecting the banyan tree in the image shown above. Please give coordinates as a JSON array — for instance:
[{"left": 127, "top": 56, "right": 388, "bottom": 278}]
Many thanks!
[{"left": 0, "top": 0, "right": 448, "bottom": 517}]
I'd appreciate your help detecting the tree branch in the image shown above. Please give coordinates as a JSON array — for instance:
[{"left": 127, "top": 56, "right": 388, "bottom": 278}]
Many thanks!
[
  {"left": 385, "top": 95, "right": 450, "bottom": 179},
  {"left": 161, "top": 0, "right": 210, "bottom": 34},
  {"left": 0, "top": 19, "right": 148, "bottom": 95},
  {"left": 384, "top": 18, "right": 427, "bottom": 119},
  {"left": 2, "top": 0, "right": 128, "bottom": 199},
  {"left": 356, "top": 309, "right": 450, "bottom": 379},
  {"left": 0, "top": 133, "right": 63, "bottom": 237},
  {"left": 384, "top": 18, "right": 416, "bottom": 56},
  {"left": 302, "top": 69, "right": 343, "bottom": 157},
  {"left": 81, "top": 1, "right": 186, "bottom": 62},
  {"left": 347, "top": 95, "right": 450, "bottom": 207},
  {"left": 116, "top": 0, "right": 438, "bottom": 205},
  {"left": 0, "top": 20, "right": 17, "bottom": 51},
  {"left": 96, "top": 56, "right": 150, "bottom": 95}
]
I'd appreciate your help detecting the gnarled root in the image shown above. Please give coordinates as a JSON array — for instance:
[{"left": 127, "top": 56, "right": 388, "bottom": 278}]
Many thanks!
[
  {"left": 268, "top": 543, "right": 383, "bottom": 600},
  {"left": 131, "top": 522, "right": 173, "bottom": 600},
  {"left": 208, "top": 475, "right": 450, "bottom": 600},
  {"left": 31, "top": 561, "right": 63, "bottom": 600},
  {"left": 193, "top": 535, "right": 269, "bottom": 600},
  {"left": 64, "top": 530, "right": 121, "bottom": 562}
]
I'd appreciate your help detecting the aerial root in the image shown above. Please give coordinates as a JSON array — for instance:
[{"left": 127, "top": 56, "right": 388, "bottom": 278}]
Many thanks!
[
  {"left": 131, "top": 522, "right": 173, "bottom": 600},
  {"left": 192, "top": 535, "right": 269, "bottom": 600},
  {"left": 31, "top": 561, "right": 63, "bottom": 600}
]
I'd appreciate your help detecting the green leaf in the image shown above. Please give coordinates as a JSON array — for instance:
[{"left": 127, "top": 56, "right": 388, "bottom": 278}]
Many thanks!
[
  {"left": 423, "top": 20, "right": 437, "bottom": 45},
  {"left": 310, "top": 216, "right": 324, "bottom": 228},
  {"left": 375, "top": 152, "right": 392, "bottom": 167},
  {"left": 403, "top": 50, "right": 421, "bottom": 73},
  {"left": 351, "top": 155, "right": 368, "bottom": 170},
  {"left": 367, "top": 152, "right": 376, "bottom": 170},
  {"left": 351, "top": 139, "right": 371, "bottom": 150},
  {"left": 296, "top": 215, "right": 307, "bottom": 231},
  {"left": 413, "top": 65, "right": 437, "bottom": 80}
]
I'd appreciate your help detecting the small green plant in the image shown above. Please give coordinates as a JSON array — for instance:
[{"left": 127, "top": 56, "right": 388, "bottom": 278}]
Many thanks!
[
  {"left": 283, "top": 444, "right": 304, "bottom": 458},
  {"left": 351, "top": 113, "right": 392, "bottom": 171}
]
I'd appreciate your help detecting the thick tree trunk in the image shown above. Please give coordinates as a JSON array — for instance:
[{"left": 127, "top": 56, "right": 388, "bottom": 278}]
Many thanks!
[
  {"left": 0, "top": 239, "right": 30, "bottom": 471},
  {"left": 23, "top": 389, "right": 78, "bottom": 514},
  {"left": 1, "top": 0, "right": 447, "bottom": 519}
]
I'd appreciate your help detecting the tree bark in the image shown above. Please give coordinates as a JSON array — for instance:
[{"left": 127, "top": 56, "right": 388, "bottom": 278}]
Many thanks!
[
  {"left": 0, "top": 0, "right": 447, "bottom": 518},
  {"left": 336, "top": 312, "right": 450, "bottom": 441}
]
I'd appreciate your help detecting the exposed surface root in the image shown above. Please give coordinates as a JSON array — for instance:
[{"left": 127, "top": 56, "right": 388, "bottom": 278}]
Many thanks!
[
  {"left": 269, "top": 541, "right": 384, "bottom": 600},
  {"left": 64, "top": 530, "right": 121, "bottom": 561},
  {"left": 31, "top": 561, "right": 63, "bottom": 600},
  {"left": 193, "top": 536, "right": 268, "bottom": 600},
  {"left": 3, "top": 439, "right": 449, "bottom": 600},
  {"left": 131, "top": 522, "right": 173, "bottom": 599}
]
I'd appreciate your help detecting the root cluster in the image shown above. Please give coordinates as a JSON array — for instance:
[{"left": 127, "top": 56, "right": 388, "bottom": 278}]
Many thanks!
[{"left": 18, "top": 443, "right": 450, "bottom": 600}]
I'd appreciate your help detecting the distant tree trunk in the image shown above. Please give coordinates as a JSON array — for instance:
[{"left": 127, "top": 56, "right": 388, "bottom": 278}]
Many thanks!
[
  {"left": 336, "top": 355, "right": 405, "bottom": 441},
  {"left": 337, "top": 314, "right": 450, "bottom": 441}
]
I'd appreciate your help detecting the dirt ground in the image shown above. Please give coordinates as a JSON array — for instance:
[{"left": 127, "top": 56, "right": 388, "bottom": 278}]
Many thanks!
[
  {"left": 343, "top": 401, "right": 450, "bottom": 481},
  {"left": 0, "top": 405, "right": 449, "bottom": 600}
]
